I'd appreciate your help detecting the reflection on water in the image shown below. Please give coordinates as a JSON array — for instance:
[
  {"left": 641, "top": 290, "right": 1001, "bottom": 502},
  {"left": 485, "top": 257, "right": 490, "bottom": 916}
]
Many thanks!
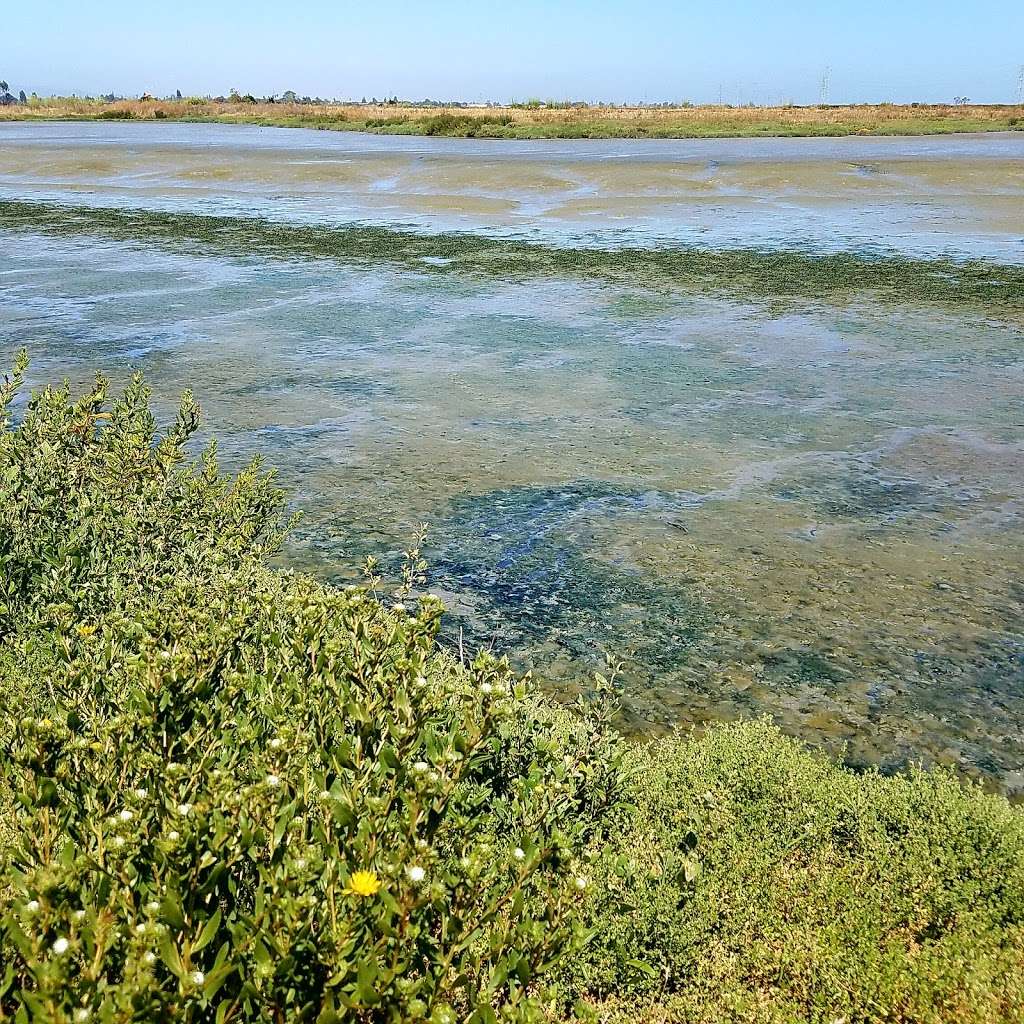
[{"left": 0, "top": 124, "right": 1022, "bottom": 792}]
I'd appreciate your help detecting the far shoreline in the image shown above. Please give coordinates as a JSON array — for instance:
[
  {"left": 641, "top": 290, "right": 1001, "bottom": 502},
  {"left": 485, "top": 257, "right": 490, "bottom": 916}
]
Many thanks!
[{"left": 2, "top": 98, "right": 1022, "bottom": 141}]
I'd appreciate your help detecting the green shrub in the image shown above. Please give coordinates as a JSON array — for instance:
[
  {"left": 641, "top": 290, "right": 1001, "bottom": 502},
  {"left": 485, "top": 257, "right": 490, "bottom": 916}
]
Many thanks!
[
  {"left": 0, "top": 358, "right": 627, "bottom": 1023},
  {"left": 571, "top": 721, "right": 1024, "bottom": 1022},
  {"left": 97, "top": 109, "right": 134, "bottom": 120}
]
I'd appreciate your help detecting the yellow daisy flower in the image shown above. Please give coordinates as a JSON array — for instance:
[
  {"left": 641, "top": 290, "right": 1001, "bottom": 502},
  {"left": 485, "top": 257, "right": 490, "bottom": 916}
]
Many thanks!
[{"left": 345, "top": 870, "right": 382, "bottom": 897}]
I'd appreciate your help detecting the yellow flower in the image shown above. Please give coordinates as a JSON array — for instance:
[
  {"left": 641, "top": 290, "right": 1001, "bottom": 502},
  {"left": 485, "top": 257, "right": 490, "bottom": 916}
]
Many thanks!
[
  {"left": 76, "top": 624, "right": 97, "bottom": 638},
  {"left": 345, "top": 870, "right": 382, "bottom": 897}
]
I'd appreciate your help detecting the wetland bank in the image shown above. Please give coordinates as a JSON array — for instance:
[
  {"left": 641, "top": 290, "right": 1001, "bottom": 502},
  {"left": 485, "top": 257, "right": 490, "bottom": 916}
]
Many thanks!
[{"left": 1, "top": 121, "right": 1022, "bottom": 790}]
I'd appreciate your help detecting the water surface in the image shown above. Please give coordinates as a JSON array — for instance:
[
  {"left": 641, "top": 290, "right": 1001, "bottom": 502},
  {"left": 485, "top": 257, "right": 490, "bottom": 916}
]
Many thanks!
[{"left": 1, "top": 123, "right": 1022, "bottom": 790}]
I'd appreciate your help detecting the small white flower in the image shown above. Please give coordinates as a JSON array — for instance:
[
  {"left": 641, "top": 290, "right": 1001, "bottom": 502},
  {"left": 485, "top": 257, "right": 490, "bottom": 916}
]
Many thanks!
[
  {"left": 392, "top": 602, "right": 406, "bottom": 613},
  {"left": 52, "top": 937, "right": 70, "bottom": 955},
  {"left": 574, "top": 876, "right": 588, "bottom": 891},
  {"left": 265, "top": 774, "right": 281, "bottom": 788},
  {"left": 414, "top": 674, "right": 428, "bottom": 688},
  {"left": 413, "top": 761, "right": 429, "bottom": 773},
  {"left": 146, "top": 901, "right": 160, "bottom": 913},
  {"left": 74, "top": 1009, "right": 90, "bottom": 1023},
  {"left": 480, "top": 681, "right": 493, "bottom": 694},
  {"left": 513, "top": 847, "right": 526, "bottom": 861},
  {"left": 406, "top": 865, "right": 426, "bottom": 884},
  {"left": 269, "top": 738, "right": 282, "bottom": 750},
  {"left": 176, "top": 803, "right": 192, "bottom": 816},
  {"left": 133, "top": 788, "right": 148, "bottom": 799},
  {"left": 111, "top": 836, "right": 126, "bottom": 849},
  {"left": 135, "top": 923, "right": 147, "bottom": 935},
  {"left": 143, "top": 951, "right": 156, "bottom": 965},
  {"left": 25, "top": 900, "right": 40, "bottom": 913},
  {"left": 119, "top": 809, "right": 133, "bottom": 822},
  {"left": 167, "top": 830, "right": 180, "bottom": 842},
  {"left": 73, "top": 909, "right": 86, "bottom": 922},
  {"left": 190, "top": 970, "right": 205, "bottom": 987}
]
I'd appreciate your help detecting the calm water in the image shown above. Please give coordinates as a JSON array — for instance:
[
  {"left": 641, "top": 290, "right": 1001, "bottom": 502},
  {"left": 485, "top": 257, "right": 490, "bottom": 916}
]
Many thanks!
[{"left": 1, "top": 123, "right": 1022, "bottom": 789}]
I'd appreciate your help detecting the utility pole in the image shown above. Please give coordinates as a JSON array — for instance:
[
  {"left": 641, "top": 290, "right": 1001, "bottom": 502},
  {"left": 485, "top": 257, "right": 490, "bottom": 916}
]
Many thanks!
[
  {"left": 820, "top": 66, "right": 831, "bottom": 105},
  {"left": 1017, "top": 65, "right": 1024, "bottom": 104}
]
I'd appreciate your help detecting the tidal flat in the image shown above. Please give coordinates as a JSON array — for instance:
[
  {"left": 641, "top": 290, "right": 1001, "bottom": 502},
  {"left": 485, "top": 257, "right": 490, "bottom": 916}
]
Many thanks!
[{"left": 1, "top": 123, "right": 1022, "bottom": 790}]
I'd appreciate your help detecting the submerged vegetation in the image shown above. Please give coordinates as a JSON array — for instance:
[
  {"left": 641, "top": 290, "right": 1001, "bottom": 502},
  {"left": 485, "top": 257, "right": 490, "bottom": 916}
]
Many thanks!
[
  {"left": 2, "top": 200, "right": 1023, "bottom": 313},
  {"left": 2, "top": 359, "right": 1024, "bottom": 1022},
  {"left": 2, "top": 98, "right": 1023, "bottom": 139}
]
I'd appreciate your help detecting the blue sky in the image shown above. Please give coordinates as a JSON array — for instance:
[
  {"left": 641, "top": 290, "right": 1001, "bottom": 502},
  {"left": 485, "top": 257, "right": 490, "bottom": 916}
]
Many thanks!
[{"left": 5, "top": 0, "right": 1023, "bottom": 104}]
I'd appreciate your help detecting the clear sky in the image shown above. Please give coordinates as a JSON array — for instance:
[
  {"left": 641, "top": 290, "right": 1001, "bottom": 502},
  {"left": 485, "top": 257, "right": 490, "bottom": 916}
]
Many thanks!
[{"left": 4, "top": 0, "right": 1023, "bottom": 105}]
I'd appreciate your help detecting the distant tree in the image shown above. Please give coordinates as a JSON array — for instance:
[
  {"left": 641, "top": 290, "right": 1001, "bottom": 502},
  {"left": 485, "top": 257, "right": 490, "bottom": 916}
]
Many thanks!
[
  {"left": 175, "top": 89, "right": 182, "bottom": 99},
  {"left": 0, "top": 80, "right": 8, "bottom": 94},
  {"left": 19, "top": 90, "right": 26, "bottom": 104}
]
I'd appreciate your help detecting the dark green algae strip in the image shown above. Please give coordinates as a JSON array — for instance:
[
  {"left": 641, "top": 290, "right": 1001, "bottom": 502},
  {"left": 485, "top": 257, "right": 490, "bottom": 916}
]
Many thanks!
[{"left": 2, "top": 199, "right": 1023, "bottom": 311}]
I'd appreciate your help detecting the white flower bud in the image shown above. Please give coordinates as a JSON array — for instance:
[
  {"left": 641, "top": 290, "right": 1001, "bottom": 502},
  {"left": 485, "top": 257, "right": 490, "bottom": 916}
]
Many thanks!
[
  {"left": 406, "top": 865, "right": 426, "bottom": 884},
  {"left": 513, "top": 847, "right": 526, "bottom": 861},
  {"left": 52, "top": 937, "right": 70, "bottom": 955}
]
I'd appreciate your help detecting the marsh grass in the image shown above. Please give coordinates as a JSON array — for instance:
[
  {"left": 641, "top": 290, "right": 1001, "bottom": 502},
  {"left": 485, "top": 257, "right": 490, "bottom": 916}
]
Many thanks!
[{"left": 3, "top": 98, "right": 1023, "bottom": 139}]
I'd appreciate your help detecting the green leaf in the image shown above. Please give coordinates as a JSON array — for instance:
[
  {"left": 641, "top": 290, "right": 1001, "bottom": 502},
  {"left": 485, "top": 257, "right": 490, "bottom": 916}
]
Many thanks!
[{"left": 193, "top": 907, "right": 222, "bottom": 952}]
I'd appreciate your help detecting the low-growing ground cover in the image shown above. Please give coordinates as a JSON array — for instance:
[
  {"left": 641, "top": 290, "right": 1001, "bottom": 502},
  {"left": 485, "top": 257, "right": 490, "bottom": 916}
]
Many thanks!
[{"left": 2, "top": 359, "right": 1023, "bottom": 1023}]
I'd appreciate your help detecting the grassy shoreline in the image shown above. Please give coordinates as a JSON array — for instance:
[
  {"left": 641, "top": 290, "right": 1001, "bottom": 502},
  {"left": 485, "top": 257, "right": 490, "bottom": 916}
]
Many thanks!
[{"left": 2, "top": 98, "right": 1023, "bottom": 139}]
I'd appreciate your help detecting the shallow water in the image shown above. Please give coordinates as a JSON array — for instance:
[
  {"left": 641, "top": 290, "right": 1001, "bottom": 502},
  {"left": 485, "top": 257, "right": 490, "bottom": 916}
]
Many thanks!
[
  {"left": 1, "top": 123, "right": 1022, "bottom": 790},
  {"left": 2, "top": 122, "right": 1023, "bottom": 260}
]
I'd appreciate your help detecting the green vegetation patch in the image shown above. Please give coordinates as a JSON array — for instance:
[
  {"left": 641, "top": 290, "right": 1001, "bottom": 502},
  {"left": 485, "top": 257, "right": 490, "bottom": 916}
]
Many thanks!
[
  {"left": 2, "top": 359, "right": 1023, "bottom": 1022},
  {"left": 2, "top": 200, "right": 1023, "bottom": 313}
]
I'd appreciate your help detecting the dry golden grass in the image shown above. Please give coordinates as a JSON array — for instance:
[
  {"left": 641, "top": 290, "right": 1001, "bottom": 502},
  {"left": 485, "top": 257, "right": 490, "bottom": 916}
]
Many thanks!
[{"left": 2, "top": 97, "right": 1022, "bottom": 138}]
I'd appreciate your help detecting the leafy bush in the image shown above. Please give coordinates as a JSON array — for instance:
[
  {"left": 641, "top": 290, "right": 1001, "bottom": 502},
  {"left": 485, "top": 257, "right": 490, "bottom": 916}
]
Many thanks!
[
  {"left": 572, "top": 721, "right": 1024, "bottom": 1022},
  {"left": 97, "top": 109, "right": 134, "bottom": 120},
  {"left": 0, "top": 359, "right": 627, "bottom": 1023}
]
